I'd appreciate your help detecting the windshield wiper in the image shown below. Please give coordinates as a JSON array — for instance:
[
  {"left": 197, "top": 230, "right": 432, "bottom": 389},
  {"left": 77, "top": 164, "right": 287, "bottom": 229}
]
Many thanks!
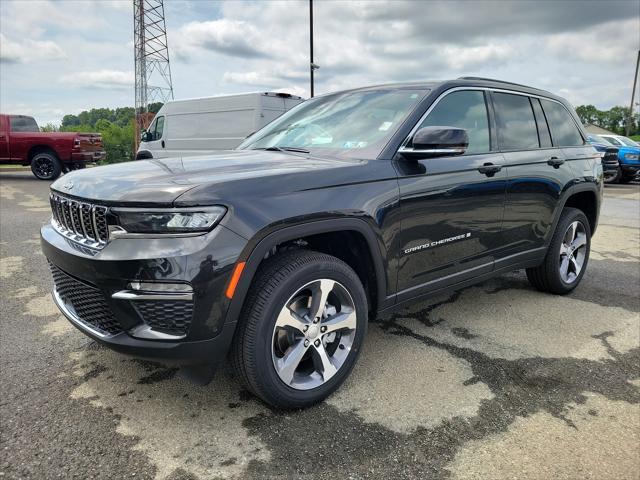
[{"left": 253, "top": 146, "right": 310, "bottom": 154}]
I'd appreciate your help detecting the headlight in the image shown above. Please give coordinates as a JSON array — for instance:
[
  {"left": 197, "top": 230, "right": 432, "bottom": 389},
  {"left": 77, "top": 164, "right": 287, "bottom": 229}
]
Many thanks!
[
  {"left": 112, "top": 206, "right": 227, "bottom": 234},
  {"left": 624, "top": 153, "right": 639, "bottom": 160}
]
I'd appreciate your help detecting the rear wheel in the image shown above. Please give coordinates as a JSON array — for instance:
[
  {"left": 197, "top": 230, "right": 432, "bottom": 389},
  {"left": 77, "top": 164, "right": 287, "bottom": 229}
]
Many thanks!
[
  {"left": 526, "top": 208, "right": 591, "bottom": 295},
  {"left": 30, "top": 151, "right": 62, "bottom": 180},
  {"left": 619, "top": 174, "right": 634, "bottom": 184},
  {"left": 231, "top": 249, "right": 368, "bottom": 409}
]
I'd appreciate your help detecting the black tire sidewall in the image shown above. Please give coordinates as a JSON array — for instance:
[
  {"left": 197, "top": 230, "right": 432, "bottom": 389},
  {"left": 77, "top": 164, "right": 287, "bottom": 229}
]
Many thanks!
[
  {"left": 546, "top": 209, "right": 591, "bottom": 293},
  {"left": 251, "top": 256, "right": 367, "bottom": 407},
  {"left": 31, "top": 152, "right": 61, "bottom": 180}
]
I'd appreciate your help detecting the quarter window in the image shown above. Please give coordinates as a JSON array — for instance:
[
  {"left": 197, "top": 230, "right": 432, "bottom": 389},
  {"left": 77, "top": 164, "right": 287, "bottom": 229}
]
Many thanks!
[
  {"left": 540, "top": 99, "right": 584, "bottom": 147},
  {"left": 493, "top": 93, "right": 539, "bottom": 150},
  {"left": 416, "top": 90, "right": 490, "bottom": 154}
]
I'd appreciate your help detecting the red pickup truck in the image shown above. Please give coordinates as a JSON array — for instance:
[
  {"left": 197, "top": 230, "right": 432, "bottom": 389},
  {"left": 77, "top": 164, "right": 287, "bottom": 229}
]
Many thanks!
[{"left": 0, "top": 114, "right": 106, "bottom": 180}]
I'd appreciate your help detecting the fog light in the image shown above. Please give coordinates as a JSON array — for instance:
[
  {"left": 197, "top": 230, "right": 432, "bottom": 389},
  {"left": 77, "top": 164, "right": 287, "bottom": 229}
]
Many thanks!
[{"left": 128, "top": 281, "right": 193, "bottom": 293}]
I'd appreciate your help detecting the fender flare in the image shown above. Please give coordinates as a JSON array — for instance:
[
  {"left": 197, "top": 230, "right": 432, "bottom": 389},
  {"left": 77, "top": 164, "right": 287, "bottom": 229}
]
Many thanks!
[
  {"left": 547, "top": 182, "right": 600, "bottom": 245},
  {"left": 224, "top": 218, "right": 388, "bottom": 325}
]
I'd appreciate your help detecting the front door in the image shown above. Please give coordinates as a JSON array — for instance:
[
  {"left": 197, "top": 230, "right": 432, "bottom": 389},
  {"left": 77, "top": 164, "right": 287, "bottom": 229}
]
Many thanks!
[{"left": 395, "top": 89, "right": 507, "bottom": 297}]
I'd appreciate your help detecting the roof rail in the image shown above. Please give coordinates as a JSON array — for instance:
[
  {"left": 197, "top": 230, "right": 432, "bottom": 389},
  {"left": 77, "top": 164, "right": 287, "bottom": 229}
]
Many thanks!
[{"left": 457, "top": 76, "right": 534, "bottom": 89}]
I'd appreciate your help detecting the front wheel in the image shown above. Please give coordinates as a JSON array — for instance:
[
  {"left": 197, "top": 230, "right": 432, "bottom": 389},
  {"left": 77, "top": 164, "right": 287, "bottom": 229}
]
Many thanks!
[
  {"left": 231, "top": 250, "right": 368, "bottom": 409},
  {"left": 30, "top": 151, "right": 62, "bottom": 180},
  {"left": 526, "top": 207, "right": 591, "bottom": 295}
]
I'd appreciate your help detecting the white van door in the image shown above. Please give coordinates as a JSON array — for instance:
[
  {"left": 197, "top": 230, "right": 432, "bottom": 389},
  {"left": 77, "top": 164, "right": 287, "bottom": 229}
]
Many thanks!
[{"left": 141, "top": 115, "right": 166, "bottom": 157}]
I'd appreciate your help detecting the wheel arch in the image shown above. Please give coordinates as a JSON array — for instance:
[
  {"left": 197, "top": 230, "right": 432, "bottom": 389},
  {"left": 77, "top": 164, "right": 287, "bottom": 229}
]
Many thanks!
[
  {"left": 224, "top": 218, "right": 389, "bottom": 326},
  {"left": 28, "top": 145, "right": 59, "bottom": 161},
  {"left": 551, "top": 184, "right": 600, "bottom": 240}
]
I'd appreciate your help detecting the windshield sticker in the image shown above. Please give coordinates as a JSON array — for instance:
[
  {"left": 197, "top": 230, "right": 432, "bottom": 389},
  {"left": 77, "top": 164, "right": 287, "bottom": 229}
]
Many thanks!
[
  {"left": 378, "top": 121, "right": 393, "bottom": 131},
  {"left": 342, "top": 141, "right": 368, "bottom": 149},
  {"left": 404, "top": 232, "right": 471, "bottom": 255}
]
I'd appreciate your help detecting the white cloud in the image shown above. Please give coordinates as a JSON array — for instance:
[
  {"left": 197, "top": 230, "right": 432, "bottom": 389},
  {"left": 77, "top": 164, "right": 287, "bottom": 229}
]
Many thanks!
[
  {"left": 0, "top": 33, "right": 67, "bottom": 63},
  {"left": 60, "top": 70, "right": 134, "bottom": 89}
]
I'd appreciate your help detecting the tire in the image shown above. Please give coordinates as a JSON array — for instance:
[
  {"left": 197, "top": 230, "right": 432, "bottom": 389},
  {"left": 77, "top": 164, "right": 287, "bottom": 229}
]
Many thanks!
[
  {"left": 526, "top": 207, "right": 591, "bottom": 295},
  {"left": 231, "top": 249, "right": 368, "bottom": 409},
  {"left": 605, "top": 166, "right": 622, "bottom": 184},
  {"left": 30, "top": 151, "right": 62, "bottom": 180}
]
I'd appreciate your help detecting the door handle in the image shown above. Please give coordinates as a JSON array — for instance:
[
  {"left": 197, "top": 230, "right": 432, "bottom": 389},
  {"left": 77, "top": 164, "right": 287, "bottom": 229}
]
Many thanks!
[
  {"left": 547, "top": 156, "right": 565, "bottom": 168},
  {"left": 478, "top": 163, "right": 502, "bottom": 177},
  {"left": 161, "top": 140, "right": 165, "bottom": 148}
]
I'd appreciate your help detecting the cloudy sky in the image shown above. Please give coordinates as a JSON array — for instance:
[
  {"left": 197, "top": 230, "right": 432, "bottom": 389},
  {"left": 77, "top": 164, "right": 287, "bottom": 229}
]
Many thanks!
[{"left": 1, "top": 0, "right": 638, "bottom": 126}]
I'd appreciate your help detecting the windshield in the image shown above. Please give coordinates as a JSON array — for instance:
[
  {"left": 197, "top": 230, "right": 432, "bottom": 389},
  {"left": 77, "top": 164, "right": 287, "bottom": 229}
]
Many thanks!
[
  {"left": 615, "top": 136, "right": 639, "bottom": 147},
  {"left": 238, "top": 88, "right": 428, "bottom": 158}
]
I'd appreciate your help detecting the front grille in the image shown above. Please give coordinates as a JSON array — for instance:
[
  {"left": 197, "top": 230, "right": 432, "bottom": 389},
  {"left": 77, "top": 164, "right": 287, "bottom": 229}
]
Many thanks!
[
  {"left": 49, "top": 193, "right": 109, "bottom": 249},
  {"left": 49, "top": 262, "right": 122, "bottom": 336},
  {"left": 603, "top": 149, "right": 619, "bottom": 168},
  {"left": 133, "top": 300, "right": 194, "bottom": 337}
]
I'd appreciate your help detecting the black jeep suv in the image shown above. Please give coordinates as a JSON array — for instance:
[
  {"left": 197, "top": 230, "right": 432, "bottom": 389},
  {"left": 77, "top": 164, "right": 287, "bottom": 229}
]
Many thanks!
[{"left": 42, "top": 77, "right": 602, "bottom": 408}]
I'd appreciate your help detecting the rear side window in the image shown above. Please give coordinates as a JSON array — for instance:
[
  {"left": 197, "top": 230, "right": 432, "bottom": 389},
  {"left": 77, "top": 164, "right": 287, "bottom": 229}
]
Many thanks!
[
  {"left": 417, "top": 90, "right": 490, "bottom": 154},
  {"left": 531, "top": 98, "right": 552, "bottom": 148},
  {"left": 493, "top": 93, "right": 539, "bottom": 150},
  {"left": 540, "top": 99, "right": 584, "bottom": 147},
  {"left": 10, "top": 116, "right": 39, "bottom": 132}
]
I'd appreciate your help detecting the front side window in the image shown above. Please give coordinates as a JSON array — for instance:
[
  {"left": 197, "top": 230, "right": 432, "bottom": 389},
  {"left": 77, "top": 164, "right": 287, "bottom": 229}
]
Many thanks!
[
  {"left": 540, "top": 99, "right": 584, "bottom": 147},
  {"left": 415, "top": 90, "right": 490, "bottom": 154},
  {"left": 10, "top": 116, "right": 39, "bottom": 132},
  {"left": 601, "top": 136, "right": 622, "bottom": 146},
  {"left": 493, "top": 93, "right": 539, "bottom": 150},
  {"left": 153, "top": 116, "right": 164, "bottom": 141},
  {"left": 238, "top": 89, "right": 428, "bottom": 158}
]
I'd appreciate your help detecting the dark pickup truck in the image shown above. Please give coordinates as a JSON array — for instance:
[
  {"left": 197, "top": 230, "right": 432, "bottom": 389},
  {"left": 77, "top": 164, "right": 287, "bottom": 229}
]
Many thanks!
[
  {"left": 42, "top": 77, "right": 602, "bottom": 409},
  {"left": 0, "top": 114, "right": 105, "bottom": 180}
]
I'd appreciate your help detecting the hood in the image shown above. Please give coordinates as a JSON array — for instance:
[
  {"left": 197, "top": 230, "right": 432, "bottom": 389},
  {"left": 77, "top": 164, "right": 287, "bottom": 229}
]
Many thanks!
[{"left": 50, "top": 149, "right": 360, "bottom": 206}]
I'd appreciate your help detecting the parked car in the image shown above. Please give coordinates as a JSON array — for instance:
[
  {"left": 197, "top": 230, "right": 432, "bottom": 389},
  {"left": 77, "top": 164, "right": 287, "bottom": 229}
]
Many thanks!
[
  {"left": 43, "top": 77, "right": 602, "bottom": 408},
  {"left": 586, "top": 135, "right": 620, "bottom": 183},
  {"left": 136, "top": 92, "right": 304, "bottom": 160},
  {"left": 593, "top": 134, "right": 640, "bottom": 183},
  {"left": 0, "top": 114, "right": 105, "bottom": 180}
]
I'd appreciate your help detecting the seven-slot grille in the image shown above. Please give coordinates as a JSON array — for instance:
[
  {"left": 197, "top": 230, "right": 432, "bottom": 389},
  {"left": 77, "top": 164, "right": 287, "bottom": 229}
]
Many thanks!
[
  {"left": 602, "top": 148, "right": 619, "bottom": 169},
  {"left": 49, "top": 262, "right": 122, "bottom": 336},
  {"left": 50, "top": 193, "right": 109, "bottom": 248}
]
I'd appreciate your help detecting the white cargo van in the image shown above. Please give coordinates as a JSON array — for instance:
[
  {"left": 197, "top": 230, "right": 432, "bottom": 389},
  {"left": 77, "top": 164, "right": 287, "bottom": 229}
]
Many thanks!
[{"left": 136, "top": 92, "right": 304, "bottom": 159}]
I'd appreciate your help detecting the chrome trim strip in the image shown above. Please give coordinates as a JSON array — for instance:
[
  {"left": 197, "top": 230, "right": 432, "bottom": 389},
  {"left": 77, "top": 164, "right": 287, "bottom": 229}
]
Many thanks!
[
  {"left": 398, "top": 147, "right": 466, "bottom": 155},
  {"left": 401, "top": 86, "right": 585, "bottom": 150},
  {"left": 112, "top": 290, "right": 194, "bottom": 301},
  {"left": 52, "top": 288, "right": 114, "bottom": 339},
  {"left": 108, "top": 227, "right": 205, "bottom": 239},
  {"left": 128, "top": 324, "right": 186, "bottom": 341}
]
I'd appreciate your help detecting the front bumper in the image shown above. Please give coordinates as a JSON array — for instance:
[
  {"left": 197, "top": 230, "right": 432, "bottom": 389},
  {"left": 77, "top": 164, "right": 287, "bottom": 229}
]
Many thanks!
[
  {"left": 620, "top": 163, "right": 640, "bottom": 175},
  {"left": 41, "top": 222, "right": 247, "bottom": 365}
]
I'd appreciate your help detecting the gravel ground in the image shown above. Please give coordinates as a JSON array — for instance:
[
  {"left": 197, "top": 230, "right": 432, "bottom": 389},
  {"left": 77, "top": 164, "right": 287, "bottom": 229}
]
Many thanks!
[{"left": 1, "top": 172, "right": 638, "bottom": 480}]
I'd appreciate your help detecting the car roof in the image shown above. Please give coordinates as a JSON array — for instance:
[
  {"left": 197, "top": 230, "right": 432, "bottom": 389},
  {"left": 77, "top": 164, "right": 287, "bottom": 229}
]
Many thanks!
[{"left": 318, "top": 77, "right": 563, "bottom": 102}]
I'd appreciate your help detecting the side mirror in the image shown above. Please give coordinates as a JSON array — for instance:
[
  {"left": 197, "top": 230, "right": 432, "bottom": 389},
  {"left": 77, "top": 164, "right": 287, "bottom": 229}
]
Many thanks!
[
  {"left": 399, "top": 126, "right": 468, "bottom": 158},
  {"left": 141, "top": 130, "right": 151, "bottom": 142}
]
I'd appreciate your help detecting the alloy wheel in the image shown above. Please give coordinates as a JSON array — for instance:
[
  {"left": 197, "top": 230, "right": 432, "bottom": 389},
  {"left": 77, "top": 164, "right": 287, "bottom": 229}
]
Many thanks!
[
  {"left": 34, "top": 156, "right": 54, "bottom": 179},
  {"left": 559, "top": 220, "right": 587, "bottom": 284},
  {"left": 271, "top": 279, "right": 357, "bottom": 390}
]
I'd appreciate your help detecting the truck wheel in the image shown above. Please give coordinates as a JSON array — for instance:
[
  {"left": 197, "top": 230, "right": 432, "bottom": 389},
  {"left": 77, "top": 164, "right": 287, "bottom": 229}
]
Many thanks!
[
  {"left": 30, "top": 151, "right": 62, "bottom": 180},
  {"left": 526, "top": 207, "right": 591, "bottom": 295},
  {"left": 618, "top": 175, "right": 634, "bottom": 184},
  {"left": 231, "top": 249, "right": 368, "bottom": 409},
  {"left": 605, "top": 166, "right": 622, "bottom": 184}
]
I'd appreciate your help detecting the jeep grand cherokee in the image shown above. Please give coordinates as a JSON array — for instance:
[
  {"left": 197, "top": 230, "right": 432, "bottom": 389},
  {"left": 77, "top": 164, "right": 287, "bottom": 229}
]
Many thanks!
[{"left": 42, "top": 77, "right": 602, "bottom": 408}]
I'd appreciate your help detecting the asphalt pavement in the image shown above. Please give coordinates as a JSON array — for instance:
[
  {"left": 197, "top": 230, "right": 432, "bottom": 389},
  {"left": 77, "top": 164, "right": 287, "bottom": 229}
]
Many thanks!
[{"left": 1, "top": 172, "right": 638, "bottom": 479}]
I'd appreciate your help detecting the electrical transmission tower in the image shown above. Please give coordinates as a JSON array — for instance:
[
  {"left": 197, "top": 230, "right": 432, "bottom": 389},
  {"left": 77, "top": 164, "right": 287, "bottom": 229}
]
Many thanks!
[{"left": 133, "top": 0, "right": 174, "bottom": 149}]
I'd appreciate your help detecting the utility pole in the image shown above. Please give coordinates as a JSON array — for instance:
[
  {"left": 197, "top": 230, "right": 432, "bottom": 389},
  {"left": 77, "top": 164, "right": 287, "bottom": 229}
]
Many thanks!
[
  {"left": 133, "top": 0, "right": 174, "bottom": 150},
  {"left": 626, "top": 50, "right": 639, "bottom": 136},
  {"left": 309, "top": 0, "right": 319, "bottom": 97}
]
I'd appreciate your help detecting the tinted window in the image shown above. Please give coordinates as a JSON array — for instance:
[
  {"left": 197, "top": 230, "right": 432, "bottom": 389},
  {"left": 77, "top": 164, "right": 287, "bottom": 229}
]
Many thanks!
[
  {"left": 601, "top": 136, "right": 622, "bottom": 146},
  {"left": 152, "top": 116, "right": 164, "bottom": 141},
  {"left": 540, "top": 99, "right": 584, "bottom": 147},
  {"left": 493, "top": 93, "right": 539, "bottom": 150},
  {"left": 416, "top": 90, "right": 490, "bottom": 154},
  {"left": 531, "top": 98, "right": 552, "bottom": 148},
  {"left": 10, "top": 116, "right": 39, "bottom": 132}
]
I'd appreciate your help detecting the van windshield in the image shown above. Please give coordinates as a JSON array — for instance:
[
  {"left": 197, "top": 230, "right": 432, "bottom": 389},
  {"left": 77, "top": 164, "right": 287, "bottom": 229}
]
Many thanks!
[{"left": 238, "top": 88, "right": 428, "bottom": 158}]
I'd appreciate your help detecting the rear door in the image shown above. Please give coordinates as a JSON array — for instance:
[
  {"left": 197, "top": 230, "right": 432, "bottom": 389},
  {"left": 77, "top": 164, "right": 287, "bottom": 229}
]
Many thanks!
[
  {"left": 396, "top": 89, "right": 507, "bottom": 297},
  {"left": 495, "top": 92, "right": 578, "bottom": 263}
]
